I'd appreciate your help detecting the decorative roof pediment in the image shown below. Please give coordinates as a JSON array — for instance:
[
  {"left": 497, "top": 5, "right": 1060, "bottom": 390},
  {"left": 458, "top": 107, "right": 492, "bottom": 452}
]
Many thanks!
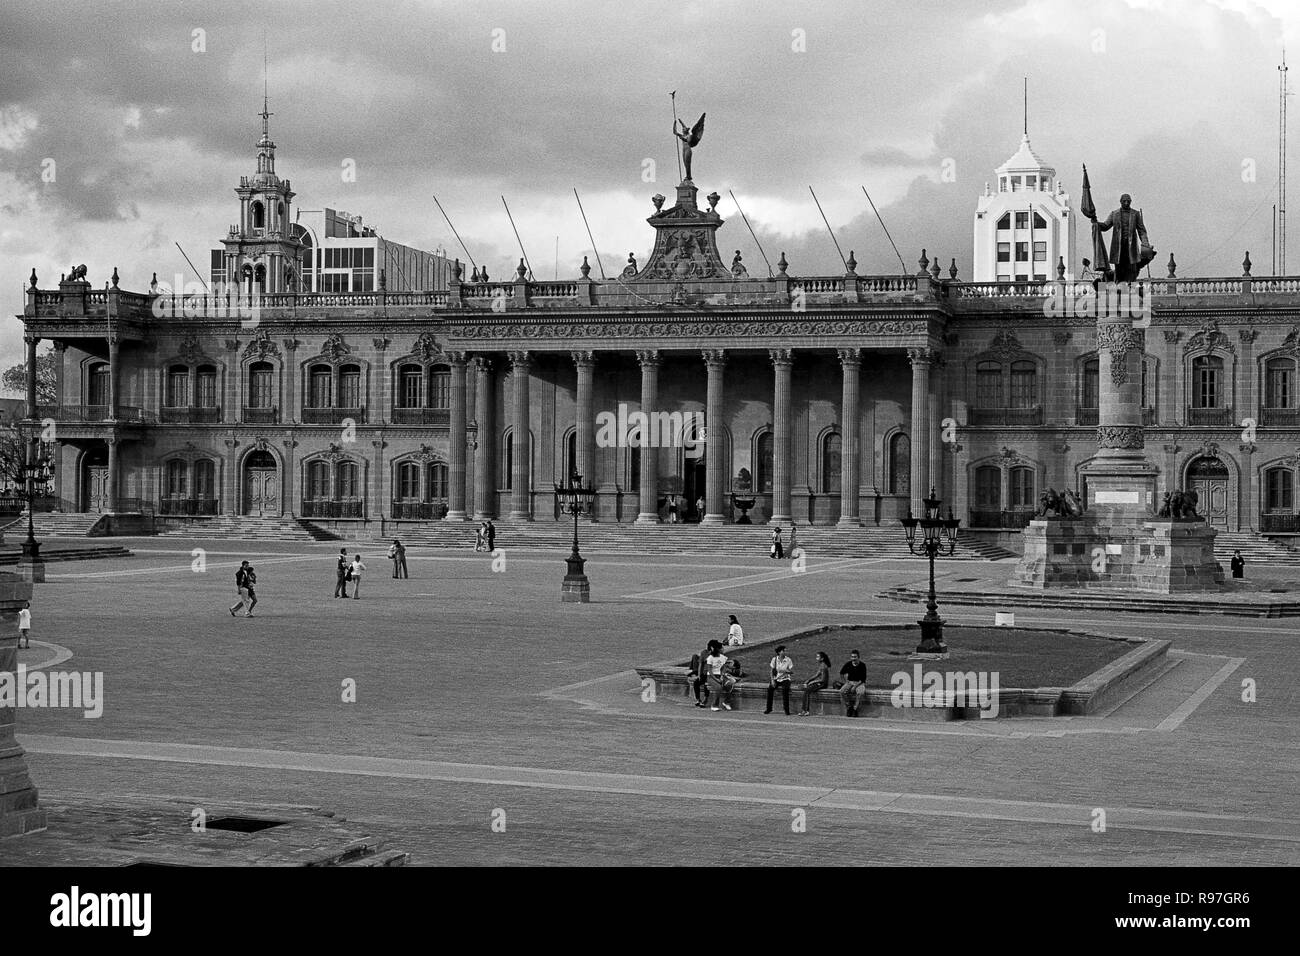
[
  {"left": 241, "top": 329, "right": 281, "bottom": 361},
  {"left": 1183, "top": 320, "right": 1234, "bottom": 356},
  {"left": 319, "top": 333, "right": 350, "bottom": 362}
]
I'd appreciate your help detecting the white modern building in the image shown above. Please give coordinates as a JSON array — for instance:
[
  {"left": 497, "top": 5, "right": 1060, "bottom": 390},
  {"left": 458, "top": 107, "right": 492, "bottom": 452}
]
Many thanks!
[{"left": 973, "top": 132, "right": 1077, "bottom": 282}]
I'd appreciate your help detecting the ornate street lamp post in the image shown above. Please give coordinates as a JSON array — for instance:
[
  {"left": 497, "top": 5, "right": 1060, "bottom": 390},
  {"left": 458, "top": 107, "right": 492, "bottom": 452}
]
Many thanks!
[
  {"left": 555, "top": 472, "right": 596, "bottom": 603},
  {"left": 900, "top": 487, "right": 961, "bottom": 654},
  {"left": 17, "top": 431, "right": 55, "bottom": 584}
]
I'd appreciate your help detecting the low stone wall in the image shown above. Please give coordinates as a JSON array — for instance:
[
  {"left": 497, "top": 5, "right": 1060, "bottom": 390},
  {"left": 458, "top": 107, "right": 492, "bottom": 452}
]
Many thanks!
[{"left": 634, "top": 623, "right": 1169, "bottom": 720}]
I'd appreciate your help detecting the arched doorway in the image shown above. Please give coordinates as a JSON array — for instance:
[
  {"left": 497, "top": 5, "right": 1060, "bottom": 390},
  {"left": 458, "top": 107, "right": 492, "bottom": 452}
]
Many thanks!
[
  {"left": 1187, "top": 456, "right": 1229, "bottom": 528},
  {"left": 81, "top": 446, "right": 109, "bottom": 513},
  {"left": 243, "top": 449, "right": 280, "bottom": 516}
]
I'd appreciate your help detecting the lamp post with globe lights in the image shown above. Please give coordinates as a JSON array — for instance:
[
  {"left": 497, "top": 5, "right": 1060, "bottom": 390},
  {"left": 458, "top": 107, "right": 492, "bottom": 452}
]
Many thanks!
[
  {"left": 900, "top": 487, "right": 961, "bottom": 654},
  {"left": 554, "top": 472, "right": 596, "bottom": 603}
]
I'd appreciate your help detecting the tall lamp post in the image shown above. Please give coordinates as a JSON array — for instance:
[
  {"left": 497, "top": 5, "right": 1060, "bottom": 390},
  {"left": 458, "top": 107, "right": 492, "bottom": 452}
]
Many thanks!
[
  {"left": 17, "top": 433, "right": 55, "bottom": 584},
  {"left": 900, "top": 487, "right": 960, "bottom": 654},
  {"left": 555, "top": 472, "right": 596, "bottom": 603}
]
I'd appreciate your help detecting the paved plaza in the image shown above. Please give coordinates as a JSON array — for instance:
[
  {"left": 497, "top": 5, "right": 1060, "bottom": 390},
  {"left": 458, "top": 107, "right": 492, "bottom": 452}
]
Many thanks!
[{"left": 2, "top": 538, "right": 1296, "bottom": 866}]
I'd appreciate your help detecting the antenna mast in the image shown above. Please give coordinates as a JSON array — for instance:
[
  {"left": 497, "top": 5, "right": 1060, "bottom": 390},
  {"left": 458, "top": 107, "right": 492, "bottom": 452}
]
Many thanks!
[{"left": 1281, "top": 51, "right": 1289, "bottom": 274}]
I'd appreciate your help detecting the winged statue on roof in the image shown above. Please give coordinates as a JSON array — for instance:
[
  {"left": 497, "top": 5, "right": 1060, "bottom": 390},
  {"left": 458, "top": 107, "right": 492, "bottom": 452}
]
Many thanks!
[{"left": 674, "top": 113, "right": 706, "bottom": 182}]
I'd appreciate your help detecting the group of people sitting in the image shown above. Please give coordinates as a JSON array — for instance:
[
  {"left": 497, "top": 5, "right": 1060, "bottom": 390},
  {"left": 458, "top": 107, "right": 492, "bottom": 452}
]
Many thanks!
[{"left": 688, "top": 615, "right": 872, "bottom": 717}]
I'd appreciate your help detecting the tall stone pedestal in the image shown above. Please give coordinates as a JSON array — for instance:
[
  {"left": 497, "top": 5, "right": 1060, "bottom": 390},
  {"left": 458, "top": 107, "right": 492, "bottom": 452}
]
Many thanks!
[
  {"left": 1013, "top": 517, "right": 1223, "bottom": 593},
  {"left": 0, "top": 573, "right": 46, "bottom": 838}
]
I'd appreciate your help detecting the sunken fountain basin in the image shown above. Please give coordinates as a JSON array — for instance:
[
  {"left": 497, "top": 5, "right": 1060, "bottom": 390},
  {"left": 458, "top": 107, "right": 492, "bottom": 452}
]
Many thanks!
[{"left": 634, "top": 624, "right": 1169, "bottom": 720}]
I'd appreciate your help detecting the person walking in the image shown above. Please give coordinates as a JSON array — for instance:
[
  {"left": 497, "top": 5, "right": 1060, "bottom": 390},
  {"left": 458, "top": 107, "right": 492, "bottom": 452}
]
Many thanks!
[
  {"left": 334, "top": 547, "right": 350, "bottom": 598},
  {"left": 770, "top": 525, "right": 784, "bottom": 559},
  {"left": 349, "top": 554, "right": 366, "bottom": 599},
  {"left": 17, "top": 602, "right": 31, "bottom": 649},
  {"left": 486, "top": 520, "right": 497, "bottom": 552},
  {"left": 395, "top": 539, "right": 409, "bottom": 578},
  {"left": 668, "top": 497, "right": 678, "bottom": 523},
  {"left": 704, "top": 642, "right": 734, "bottom": 711},
  {"left": 230, "top": 560, "right": 251, "bottom": 617},
  {"left": 764, "top": 644, "right": 795, "bottom": 715},
  {"left": 695, "top": 496, "right": 705, "bottom": 522},
  {"left": 788, "top": 522, "right": 799, "bottom": 557},
  {"left": 726, "top": 614, "right": 744, "bottom": 646},
  {"left": 388, "top": 539, "right": 401, "bottom": 578},
  {"left": 244, "top": 565, "right": 259, "bottom": 617},
  {"left": 1230, "top": 550, "right": 1245, "bottom": 579},
  {"left": 475, "top": 522, "right": 487, "bottom": 552},
  {"left": 798, "top": 651, "right": 832, "bottom": 716}
]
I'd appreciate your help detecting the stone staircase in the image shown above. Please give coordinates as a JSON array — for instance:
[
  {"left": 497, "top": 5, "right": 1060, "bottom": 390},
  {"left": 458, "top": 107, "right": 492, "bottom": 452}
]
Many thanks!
[
  {"left": 1213, "top": 530, "right": 1300, "bottom": 567},
  {"left": 1, "top": 512, "right": 107, "bottom": 537},
  {"left": 153, "top": 515, "right": 337, "bottom": 541},
  {"left": 0, "top": 543, "right": 133, "bottom": 565},
  {"left": 384, "top": 520, "right": 1011, "bottom": 560}
]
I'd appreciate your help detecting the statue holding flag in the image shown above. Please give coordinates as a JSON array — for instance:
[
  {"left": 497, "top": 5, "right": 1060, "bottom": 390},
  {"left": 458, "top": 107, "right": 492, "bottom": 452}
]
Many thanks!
[{"left": 1080, "top": 165, "right": 1155, "bottom": 283}]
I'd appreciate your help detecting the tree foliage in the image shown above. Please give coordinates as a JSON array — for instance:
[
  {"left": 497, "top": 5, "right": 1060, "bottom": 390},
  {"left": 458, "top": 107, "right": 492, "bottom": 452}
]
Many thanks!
[{"left": 2, "top": 353, "right": 57, "bottom": 406}]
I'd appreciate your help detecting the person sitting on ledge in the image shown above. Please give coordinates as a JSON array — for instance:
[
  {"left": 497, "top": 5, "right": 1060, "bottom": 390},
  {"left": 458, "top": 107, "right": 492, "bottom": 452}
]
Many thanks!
[
  {"left": 839, "top": 649, "right": 868, "bottom": 717},
  {"left": 798, "top": 651, "right": 832, "bottom": 717},
  {"left": 726, "top": 614, "right": 744, "bottom": 646}
]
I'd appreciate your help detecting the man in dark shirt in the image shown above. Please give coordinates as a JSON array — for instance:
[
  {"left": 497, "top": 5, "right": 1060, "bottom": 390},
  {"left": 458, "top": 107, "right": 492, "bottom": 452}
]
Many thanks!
[
  {"left": 335, "top": 547, "right": 350, "bottom": 598},
  {"left": 229, "top": 560, "right": 251, "bottom": 617},
  {"left": 486, "top": 520, "right": 497, "bottom": 552},
  {"left": 839, "top": 649, "right": 868, "bottom": 717},
  {"left": 1230, "top": 550, "right": 1245, "bottom": 579}
]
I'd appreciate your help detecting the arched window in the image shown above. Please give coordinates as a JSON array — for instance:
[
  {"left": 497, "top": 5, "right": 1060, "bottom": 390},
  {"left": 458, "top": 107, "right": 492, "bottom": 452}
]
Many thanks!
[
  {"left": 975, "top": 465, "right": 1001, "bottom": 510},
  {"left": 194, "top": 460, "right": 215, "bottom": 500},
  {"left": 338, "top": 364, "right": 362, "bottom": 408},
  {"left": 756, "top": 432, "right": 774, "bottom": 493},
  {"left": 1266, "top": 467, "right": 1295, "bottom": 511},
  {"left": 1010, "top": 361, "right": 1037, "bottom": 408},
  {"left": 1082, "top": 358, "right": 1099, "bottom": 409},
  {"left": 889, "top": 433, "right": 910, "bottom": 496},
  {"left": 822, "top": 432, "right": 842, "bottom": 494},
  {"left": 428, "top": 463, "right": 448, "bottom": 500},
  {"left": 398, "top": 364, "right": 422, "bottom": 409},
  {"left": 336, "top": 461, "right": 360, "bottom": 499},
  {"left": 429, "top": 366, "right": 451, "bottom": 409},
  {"left": 166, "top": 364, "right": 190, "bottom": 407},
  {"left": 307, "top": 461, "right": 330, "bottom": 499},
  {"left": 308, "top": 364, "right": 332, "bottom": 408},
  {"left": 165, "top": 460, "right": 188, "bottom": 497},
  {"left": 1192, "top": 356, "right": 1224, "bottom": 408},
  {"left": 248, "top": 362, "right": 274, "bottom": 408},
  {"left": 250, "top": 200, "right": 265, "bottom": 230},
  {"left": 1266, "top": 357, "right": 1296, "bottom": 409},
  {"left": 1009, "top": 466, "right": 1035, "bottom": 509},
  {"left": 88, "top": 362, "right": 110, "bottom": 407},
  {"left": 196, "top": 365, "right": 217, "bottom": 408},
  {"left": 975, "top": 361, "right": 1003, "bottom": 408},
  {"left": 397, "top": 462, "right": 420, "bottom": 500}
]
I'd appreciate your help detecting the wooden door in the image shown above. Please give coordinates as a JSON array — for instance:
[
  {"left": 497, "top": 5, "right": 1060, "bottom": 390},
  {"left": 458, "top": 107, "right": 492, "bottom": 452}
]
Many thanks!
[
  {"left": 86, "top": 466, "right": 109, "bottom": 513},
  {"left": 1192, "top": 478, "right": 1228, "bottom": 528},
  {"left": 243, "top": 468, "right": 280, "bottom": 516}
]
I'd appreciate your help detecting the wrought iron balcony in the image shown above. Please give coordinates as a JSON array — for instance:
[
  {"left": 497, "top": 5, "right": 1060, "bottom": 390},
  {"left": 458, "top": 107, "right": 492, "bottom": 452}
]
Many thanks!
[
  {"left": 1186, "top": 406, "right": 1234, "bottom": 426},
  {"left": 159, "top": 497, "right": 220, "bottom": 516},
  {"left": 301, "top": 407, "right": 366, "bottom": 425},
  {"left": 391, "top": 501, "right": 449, "bottom": 520},
  {"left": 160, "top": 406, "right": 221, "bottom": 424},
  {"left": 390, "top": 407, "right": 450, "bottom": 426},
  {"left": 1261, "top": 512, "right": 1300, "bottom": 533},
  {"left": 1260, "top": 407, "right": 1300, "bottom": 427},
  {"left": 968, "top": 406, "right": 1043, "bottom": 426},
  {"left": 301, "top": 498, "right": 365, "bottom": 518},
  {"left": 241, "top": 406, "right": 279, "bottom": 424},
  {"left": 968, "top": 509, "right": 1035, "bottom": 529},
  {"left": 34, "top": 404, "right": 150, "bottom": 423}
]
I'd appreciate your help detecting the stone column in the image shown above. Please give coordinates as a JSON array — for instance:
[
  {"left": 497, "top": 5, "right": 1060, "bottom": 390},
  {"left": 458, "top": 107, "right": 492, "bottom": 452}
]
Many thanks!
[
  {"left": 225, "top": 340, "right": 240, "bottom": 425},
  {"left": 1239, "top": 441, "right": 1255, "bottom": 532},
  {"left": 283, "top": 436, "right": 298, "bottom": 517},
  {"left": 24, "top": 335, "right": 38, "bottom": 418},
  {"left": 1095, "top": 319, "right": 1145, "bottom": 462},
  {"left": 508, "top": 351, "right": 532, "bottom": 520},
  {"left": 907, "top": 348, "right": 932, "bottom": 514},
  {"left": 446, "top": 352, "right": 469, "bottom": 520},
  {"left": 635, "top": 350, "right": 661, "bottom": 524},
  {"left": 106, "top": 435, "right": 119, "bottom": 512},
  {"left": 0, "top": 575, "right": 46, "bottom": 838},
  {"left": 473, "top": 357, "right": 495, "bottom": 519},
  {"left": 929, "top": 355, "right": 945, "bottom": 500},
  {"left": 837, "top": 348, "right": 861, "bottom": 526},
  {"left": 702, "top": 349, "right": 727, "bottom": 525},
  {"left": 224, "top": 436, "right": 239, "bottom": 515},
  {"left": 108, "top": 335, "right": 120, "bottom": 418},
  {"left": 572, "top": 351, "right": 596, "bottom": 483},
  {"left": 770, "top": 348, "right": 793, "bottom": 523},
  {"left": 282, "top": 339, "right": 298, "bottom": 424}
]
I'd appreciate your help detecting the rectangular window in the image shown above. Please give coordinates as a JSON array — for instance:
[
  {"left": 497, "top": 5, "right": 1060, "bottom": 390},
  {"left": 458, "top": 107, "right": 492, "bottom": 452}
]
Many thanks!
[
  {"left": 339, "top": 370, "right": 361, "bottom": 407},
  {"left": 1267, "top": 366, "right": 1293, "bottom": 408},
  {"left": 1010, "top": 177, "right": 1021, "bottom": 191},
  {"left": 1033, "top": 241, "right": 1047, "bottom": 261},
  {"left": 1083, "top": 362, "right": 1099, "bottom": 408},
  {"left": 210, "top": 250, "right": 226, "bottom": 287},
  {"left": 1032, "top": 274, "right": 1047, "bottom": 282},
  {"left": 309, "top": 371, "right": 332, "bottom": 408},
  {"left": 1015, "top": 274, "right": 1028, "bottom": 282},
  {"left": 1196, "top": 367, "right": 1220, "bottom": 408},
  {"left": 399, "top": 464, "right": 419, "bottom": 500},
  {"left": 996, "top": 274, "right": 1011, "bottom": 283},
  {"left": 975, "top": 467, "right": 1001, "bottom": 509},
  {"left": 249, "top": 368, "right": 273, "bottom": 408},
  {"left": 167, "top": 370, "right": 190, "bottom": 407},
  {"left": 1015, "top": 212, "right": 1029, "bottom": 229},
  {"left": 976, "top": 365, "right": 1003, "bottom": 408},
  {"left": 1015, "top": 242, "right": 1029, "bottom": 261},
  {"left": 196, "top": 370, "right": 217, "bottom": 407},
  {"left": 1025, "top": 176, "right": 1036, "bottom": 190},
  {"left": 1010, "top": 364, "right": 1037, "bottom": 408},
  {"left": 1010, "top": 469, "right": 1034, "bottom": 508},
  {"left": 321, "top": 273, "right": 349, "bottom": 292},
  {"left": 997, "top": 243, "right": 1010, "bottom": 262},
  {"left": 1267, "top": 469, "right": 1294, "bottom": 510},
  {"left": 429, "top": 371, "right": 450, "bottom": 409},
  {"left": 400, "top": 370, "right": 421, "bottom": 408}
]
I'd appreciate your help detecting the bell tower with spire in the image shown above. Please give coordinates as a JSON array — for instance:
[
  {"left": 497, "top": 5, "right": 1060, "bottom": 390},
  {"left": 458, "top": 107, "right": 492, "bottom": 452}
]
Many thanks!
[{"left": 217, "top": 87, "right": 302, "bottom": 294}]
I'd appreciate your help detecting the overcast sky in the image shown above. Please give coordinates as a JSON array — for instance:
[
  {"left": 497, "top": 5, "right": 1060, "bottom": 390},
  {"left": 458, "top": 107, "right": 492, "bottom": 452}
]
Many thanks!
[{"left": 2, "top": 0, "right": 1298, "bottom": 378}]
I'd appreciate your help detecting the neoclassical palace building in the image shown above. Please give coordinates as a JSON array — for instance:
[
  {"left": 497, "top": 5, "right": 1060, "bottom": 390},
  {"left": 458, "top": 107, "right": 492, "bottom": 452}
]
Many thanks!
[{"left": 15, "top": 122, "right": 1300, "bottom": 541}]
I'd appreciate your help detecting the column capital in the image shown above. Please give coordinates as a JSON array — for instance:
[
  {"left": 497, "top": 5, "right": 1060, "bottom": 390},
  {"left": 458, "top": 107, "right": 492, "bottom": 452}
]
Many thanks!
[
  {"left": 52, "top": 341, "right": 68, "bottom": 353},
  {"left": 635, "top": 349, "right": 661, "bottom": 368},
  {"left": 571, "top": 350, "right": 596, "bottom": 367},
  {"left": 768, "top": 348, "right": 793, "bottom": 366},
  {"left": 372, "top": 336, "right": 392, "bottom": 351},
  {"left": 507, "top": 350, "right": 531, "bottom": 370},
  {"left": 446, "top": 351, "right": 469, "bottom": 365},
  {"left": 472, "top": 355, "right": 494, "bottom": 374},
  {"left": 282, "top": 337, "right": 300, "bottom": 352},
  {"left": 24, "top": 334, "right": 38, "bottom": 347},
  {"left": 907, "top": 346, "right": 936, "bottom": 366},
  {"left": 837, "top": 347, "right": 861, "bottom": 367},
  {"left": 702, "top": 348, "right": 727, "bottom": 368}
]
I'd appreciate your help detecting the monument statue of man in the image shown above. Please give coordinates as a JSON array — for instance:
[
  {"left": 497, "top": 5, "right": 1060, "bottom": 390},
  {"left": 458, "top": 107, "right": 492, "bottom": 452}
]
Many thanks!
[
  {"left": 674, "top": 113, "right": 706, "bottom": 183},
  {"left": 1089, "top": 194, "right": 1152, "bottom": 283}
]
